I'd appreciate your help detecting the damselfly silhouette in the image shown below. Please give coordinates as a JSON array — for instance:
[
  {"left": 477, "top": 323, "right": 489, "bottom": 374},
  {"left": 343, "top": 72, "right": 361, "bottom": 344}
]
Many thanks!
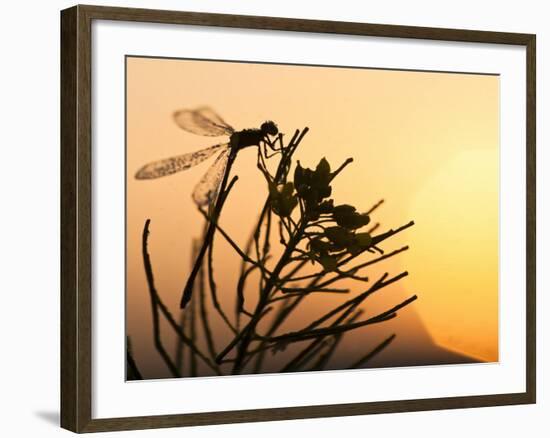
[{"left": 135, "top": 107, "right": 280, "bottom": 308}]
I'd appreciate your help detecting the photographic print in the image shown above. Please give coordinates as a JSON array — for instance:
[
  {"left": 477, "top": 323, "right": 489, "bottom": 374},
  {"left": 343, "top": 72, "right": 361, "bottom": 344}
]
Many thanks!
[
  {"left": 125, "top": 56, "right": 499, "bottom": 380},
  {"left": 61, "top": 7, "right": 535, "bottom": 431}
]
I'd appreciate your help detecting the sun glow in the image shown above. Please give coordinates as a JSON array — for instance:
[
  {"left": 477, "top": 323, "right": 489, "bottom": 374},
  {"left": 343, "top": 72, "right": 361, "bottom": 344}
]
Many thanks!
[{"left": 407, "top": 149, "right": 499, "bottom": 361}]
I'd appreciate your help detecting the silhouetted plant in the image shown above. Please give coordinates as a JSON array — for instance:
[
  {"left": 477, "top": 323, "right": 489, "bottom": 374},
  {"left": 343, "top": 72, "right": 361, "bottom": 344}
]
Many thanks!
[{"left": 133, "top": 127, "right": 417, "bottom": 379}]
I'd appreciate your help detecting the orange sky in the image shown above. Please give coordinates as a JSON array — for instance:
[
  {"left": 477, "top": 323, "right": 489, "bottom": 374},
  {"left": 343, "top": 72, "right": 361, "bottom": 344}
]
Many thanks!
[{"left": 126, "top": 56, "right": 499, "bottom": 378}]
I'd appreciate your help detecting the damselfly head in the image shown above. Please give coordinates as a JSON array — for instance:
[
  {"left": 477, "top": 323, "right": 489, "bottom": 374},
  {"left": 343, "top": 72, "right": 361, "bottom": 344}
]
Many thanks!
[{"left": 261, "top": 121, "right": 278, "bottom": 136}]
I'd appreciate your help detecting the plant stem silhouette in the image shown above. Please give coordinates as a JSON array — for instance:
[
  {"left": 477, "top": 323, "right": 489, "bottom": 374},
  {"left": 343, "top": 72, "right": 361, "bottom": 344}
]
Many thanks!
[{"left": 136, "top": 127, "right": 418, "bottom": 379}]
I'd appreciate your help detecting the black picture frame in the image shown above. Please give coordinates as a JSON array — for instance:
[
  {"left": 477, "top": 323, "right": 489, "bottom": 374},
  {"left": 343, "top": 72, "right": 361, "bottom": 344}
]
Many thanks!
[{"left": 61, "top": 4, "right": 536, "bottom": 432}]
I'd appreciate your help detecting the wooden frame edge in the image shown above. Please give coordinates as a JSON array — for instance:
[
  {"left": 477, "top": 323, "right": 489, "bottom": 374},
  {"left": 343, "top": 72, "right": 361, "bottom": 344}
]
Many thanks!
[
  {"left": 61, "top": 5, "right": 93, "bottom": 432},
  {"left": 60, "top": 5, "right": 79, "bottom": 432},
  {"left": 525, "top": 33, "right": 536, "bottom": 405},
  {"left": 60, "top": 4, "right": 536, "bottom": 433},
  {"left": 78, "top": 393, "right": 532, "bottom": 433}
]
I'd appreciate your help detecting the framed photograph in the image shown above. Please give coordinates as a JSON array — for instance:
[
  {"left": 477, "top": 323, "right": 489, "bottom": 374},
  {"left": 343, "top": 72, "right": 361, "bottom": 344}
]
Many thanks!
[{"left": 60, "top": 4, "right": 536, "bottom": 433}]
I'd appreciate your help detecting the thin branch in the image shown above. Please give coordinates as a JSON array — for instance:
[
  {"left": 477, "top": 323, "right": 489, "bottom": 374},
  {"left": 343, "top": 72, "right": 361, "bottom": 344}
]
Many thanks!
[
  {"left": 372, "top": 221, "right": 415, "bottom": 245},
  {"left": 366, "top": 199, "right": 384, "bottom": 215},
  {"left": 329, "top": 158, "right": 353, "bottom": 182},
  {"left": 280, "top": 286, "right": 349, "bottom": 293},
  {"left": 307, "top": 336, "right": 340, "bottom": 372},
  {"left": 366, "top": 222, "right": 380, "bottom": 234},
  {"left": 348, "top": 334, "right": 396, "bottom": 369},
  {"left": 150, "top": 270, "right": 180, "bottom": 378},
  {"left": 206, "top": 231, "right": 237, "bottom": 334},
  {"left": 348, "top": 246, "right": 409, "bottom": 272},
  {"left": 250, "top": 297, "right": 300, "bottom": 373},
  {"left": 260, "top": 295, "right": 417, "bottom": 345},
  {"left": 142, "top": 219, "right": 220, "bottom": 374},
  {"left": 311, "top": 310, "right": 363, "bottom": 372},
  {"left": 306, "top": 271, "right": 408, "bottom": 331},
  {"left": 198, "top": 207, "right": 269, "bottom": 274},
  {"left": 262, "top": 207, "right": 272, "bottom": 258},
  {"left": 199, "top": 244, "right": 217, "bottom": 360},
  {"left": 336, "top": 221, "right": 414, "bottom": 267},
  {"left": 236, "top": 264, "right": 256, "bottom": 315},
  {"left": 313, "top": 246, "right": 409, "bottom": 290},
  {"left": 268, "top": 289, "right": 349, "bottom": 303},
  {"left": 174, "top": 310, "right": 186, "bottom": 374},
  {"left": 237, "top": 207, "right": 268, "bottom": 329},
  {"left": 283, "top": 309, "right": 363, "bottom": 373},
  {"left": 142, "top": 223, "right": 181, "bottom": 378},
  {"left": 189, "top": 277, "right": 198, "bottom": 377},
  {"left": 126, "top": 336, "right": 143, "bottom": 380},
  {"left": 285, "top": 339, "right": 331, "bottom": 372}
]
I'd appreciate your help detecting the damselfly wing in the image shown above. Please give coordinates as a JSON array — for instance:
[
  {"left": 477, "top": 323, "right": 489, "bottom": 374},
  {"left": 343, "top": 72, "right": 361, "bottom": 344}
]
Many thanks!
[
  {"left": 173, "top": 106, "right": 235, "bottom": 137},
  {"left": 134, "top": 107, "right": 238, "bottom": 206},
  {"left": 191, "top": 148, "right": 231, "bottom": 206}
]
